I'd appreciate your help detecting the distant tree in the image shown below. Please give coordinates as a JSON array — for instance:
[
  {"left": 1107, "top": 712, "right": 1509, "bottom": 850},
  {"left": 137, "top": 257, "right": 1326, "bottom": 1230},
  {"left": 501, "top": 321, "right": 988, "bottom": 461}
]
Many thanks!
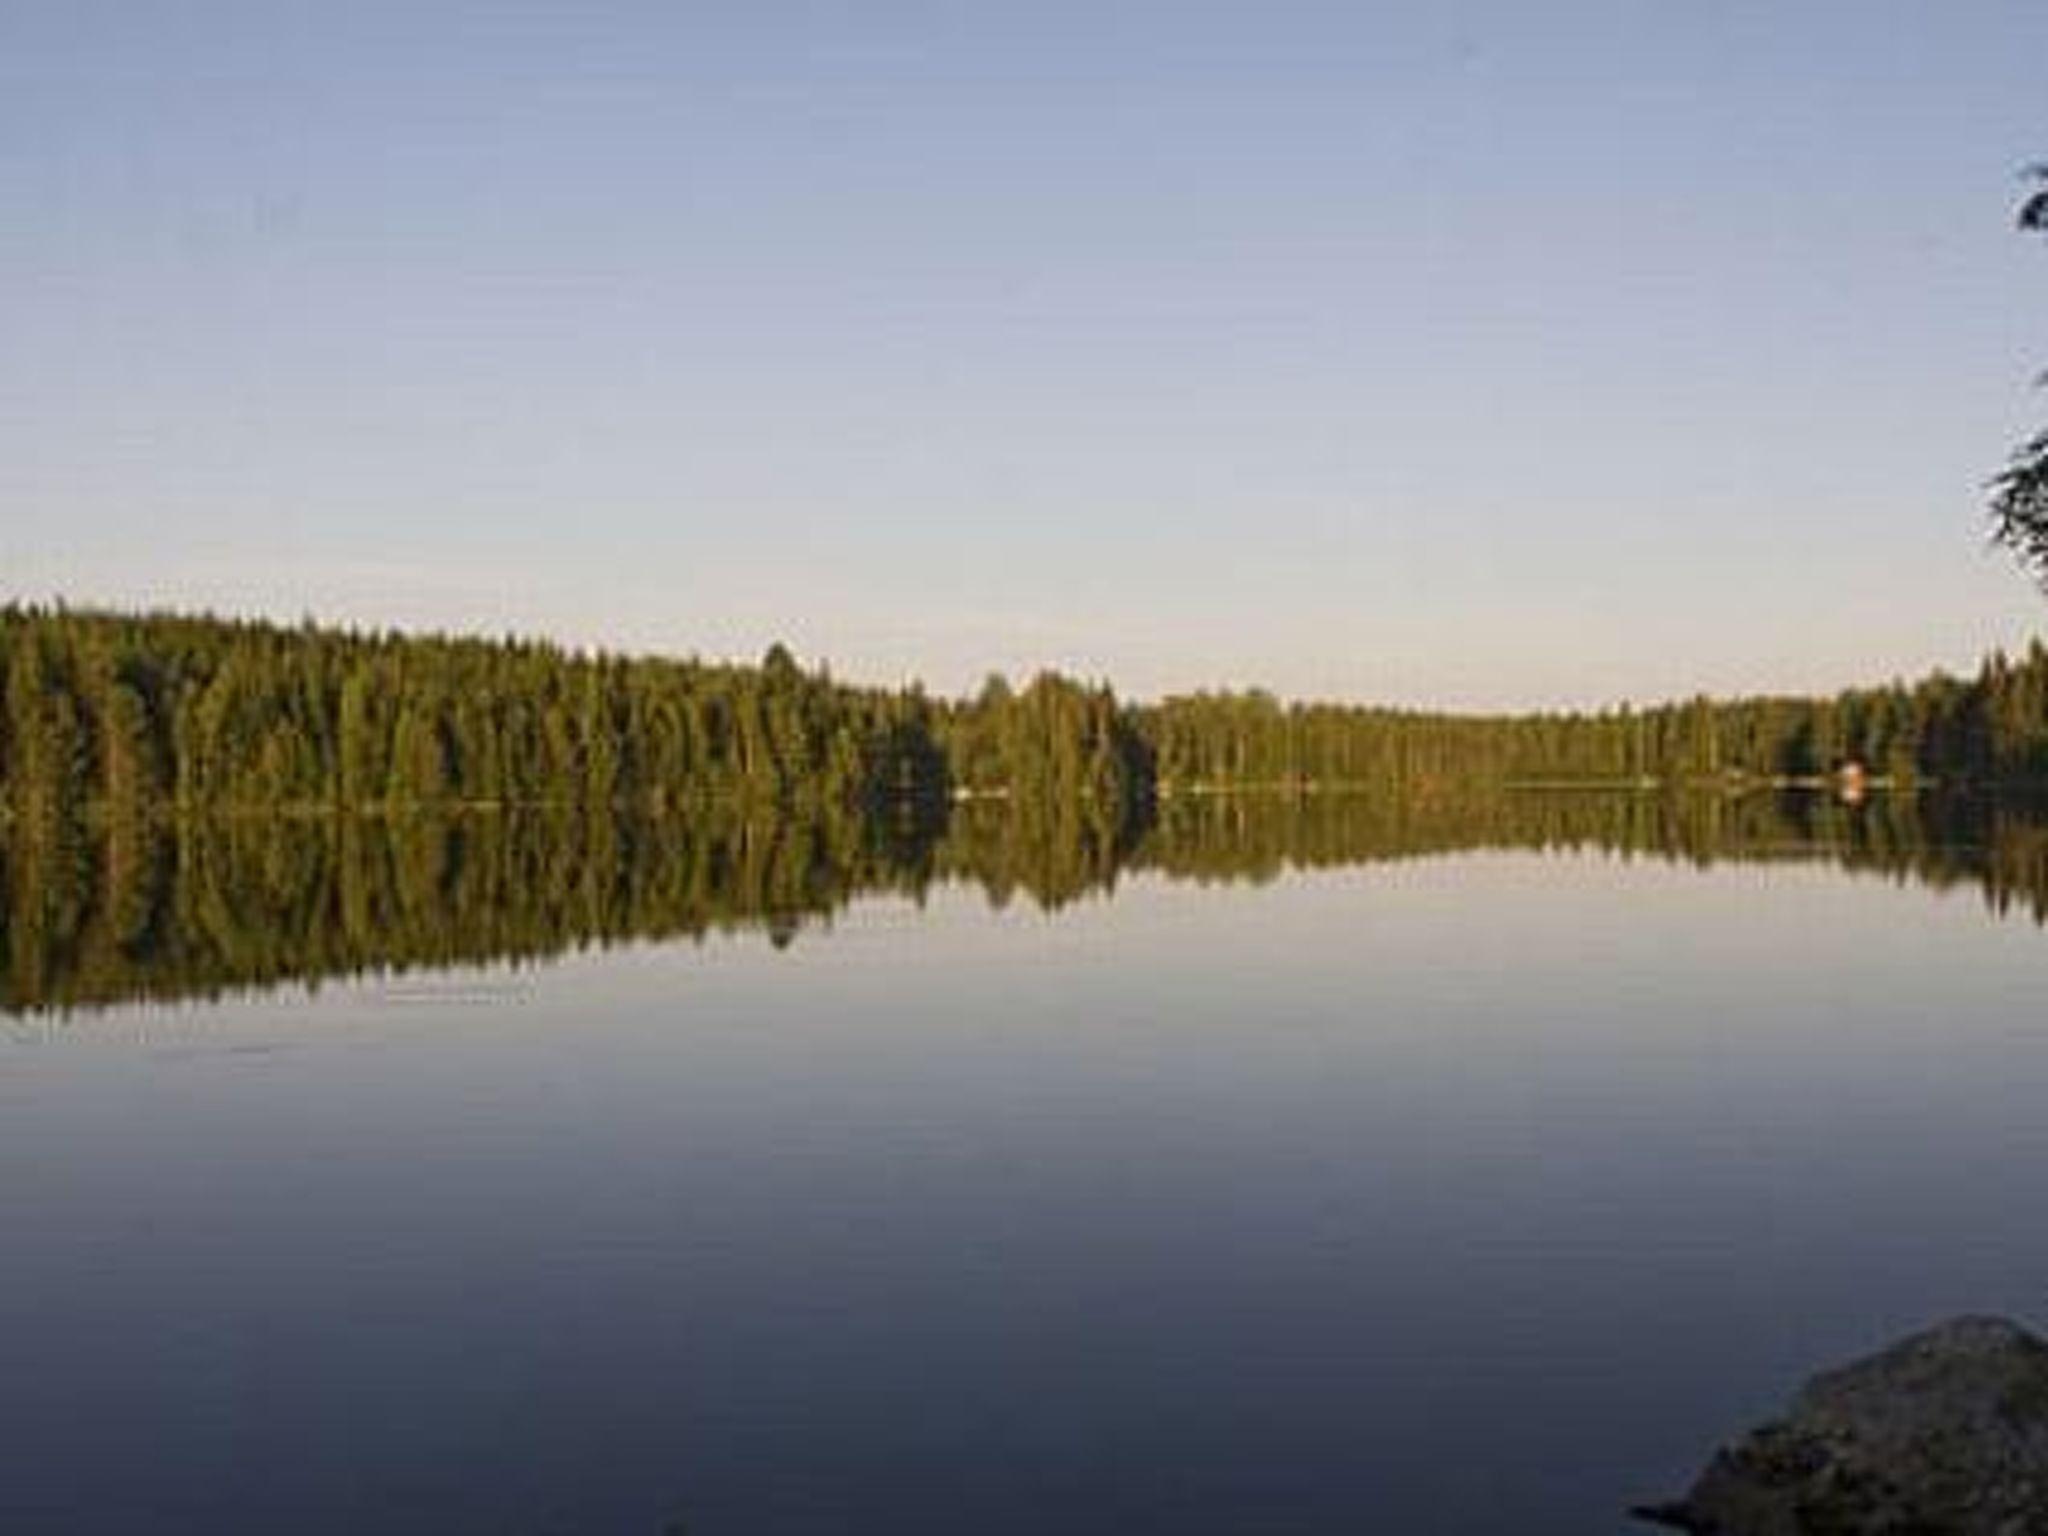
[{"left": 1991, "top": 165, "right": 2048, "bottom": 581}]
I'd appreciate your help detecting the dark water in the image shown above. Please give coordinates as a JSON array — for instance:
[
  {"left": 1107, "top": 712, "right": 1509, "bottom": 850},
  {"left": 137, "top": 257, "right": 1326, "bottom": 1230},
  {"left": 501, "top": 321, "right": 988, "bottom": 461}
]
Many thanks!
[{"left": 5, "top": 792, "right": 2048, "bottom": 1534}]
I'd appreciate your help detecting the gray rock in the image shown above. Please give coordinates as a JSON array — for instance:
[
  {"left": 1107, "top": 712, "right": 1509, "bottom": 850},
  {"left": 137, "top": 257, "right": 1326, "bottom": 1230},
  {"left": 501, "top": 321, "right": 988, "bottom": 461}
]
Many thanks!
[{"left": 1637, "top": 1315, "right": 2048, "bottom": 1534}]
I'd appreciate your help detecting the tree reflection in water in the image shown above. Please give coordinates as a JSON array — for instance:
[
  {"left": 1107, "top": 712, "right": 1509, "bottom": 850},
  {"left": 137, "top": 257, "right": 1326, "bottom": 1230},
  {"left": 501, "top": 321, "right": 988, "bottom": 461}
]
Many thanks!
[{"left": 6, "top": 789, "right": 2047, "bottom": 1017}]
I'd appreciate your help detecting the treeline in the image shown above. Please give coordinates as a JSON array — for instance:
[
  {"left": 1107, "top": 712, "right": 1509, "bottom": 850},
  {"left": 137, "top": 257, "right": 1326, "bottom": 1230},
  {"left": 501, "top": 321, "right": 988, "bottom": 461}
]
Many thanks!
[
  {"left": 1137, "top": 663, "right": 2048, "bottom": 789},
  {"left": 9, "top": 604, "right": 2048, "bottom": 817},
  {"left": 11, "top": 790, "right": 2048, "bottom": 1016},
  {"left": 1, "top": 606, "right": 948, "bottom": 816}
]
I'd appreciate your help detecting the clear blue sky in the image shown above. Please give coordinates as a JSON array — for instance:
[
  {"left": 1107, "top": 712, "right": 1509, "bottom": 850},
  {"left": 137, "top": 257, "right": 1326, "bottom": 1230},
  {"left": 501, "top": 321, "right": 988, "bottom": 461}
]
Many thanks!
[{"left": 5, "top": 1, "right": 2046, "bottom": 709}]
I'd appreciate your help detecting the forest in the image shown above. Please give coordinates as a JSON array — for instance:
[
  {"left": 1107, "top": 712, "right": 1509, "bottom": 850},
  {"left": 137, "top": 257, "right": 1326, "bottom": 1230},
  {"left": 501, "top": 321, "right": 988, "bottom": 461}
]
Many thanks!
[{"left": 7, "top": 604, "right": 2048, "bottom": 820}]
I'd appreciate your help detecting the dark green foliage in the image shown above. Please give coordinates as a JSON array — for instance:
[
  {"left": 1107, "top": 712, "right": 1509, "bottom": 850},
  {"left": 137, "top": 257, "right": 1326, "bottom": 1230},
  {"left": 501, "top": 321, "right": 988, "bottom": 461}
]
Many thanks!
[
  {"left": 8, "top": 606, "right": 2048, "bottom": 825},
  {"left": 11, "top": 606, "right": 2048, "bottom": 1015},
  {"left": 1993, "top": 165, "right": 2048, "bottom": 582},
  {"left": 1994, "top": 427, "right": 2048, "bottom": 580},
  {"left": 1130, "top": 646, "right": 2048, "bottom": 793},
  {"left": 0, "top": 605, "right": 958, "bottom": 816},
  {"left": 936, "top": 671, "right": 1146, "bottom": 810}
]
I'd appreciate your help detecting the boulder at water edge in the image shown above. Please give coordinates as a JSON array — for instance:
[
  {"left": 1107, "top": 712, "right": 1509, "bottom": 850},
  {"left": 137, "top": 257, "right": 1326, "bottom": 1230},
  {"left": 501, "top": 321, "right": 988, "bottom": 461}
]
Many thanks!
[{"left": 1637, "top": 1315, "right": 2048, "bottom": 1534}]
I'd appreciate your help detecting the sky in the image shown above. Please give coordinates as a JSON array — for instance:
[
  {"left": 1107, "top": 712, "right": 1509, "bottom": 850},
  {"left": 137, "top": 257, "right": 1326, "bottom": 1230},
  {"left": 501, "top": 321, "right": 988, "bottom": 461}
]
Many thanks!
[{"left": 4, "top": 1, "right": 2047, "bottom": 711}]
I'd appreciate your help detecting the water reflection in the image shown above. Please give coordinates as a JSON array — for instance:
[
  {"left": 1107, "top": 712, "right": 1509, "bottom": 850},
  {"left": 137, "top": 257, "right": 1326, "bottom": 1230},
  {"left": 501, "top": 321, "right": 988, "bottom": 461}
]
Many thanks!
[{"left": 6, "top": 789, "right": 2047, "bottom": 1015}]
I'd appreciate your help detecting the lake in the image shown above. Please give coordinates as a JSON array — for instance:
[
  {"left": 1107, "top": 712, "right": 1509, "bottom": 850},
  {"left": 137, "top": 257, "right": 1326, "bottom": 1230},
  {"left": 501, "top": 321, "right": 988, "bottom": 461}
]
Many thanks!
[{"left": 4, "top": 792, "right": 2047, "bottom": 1534}]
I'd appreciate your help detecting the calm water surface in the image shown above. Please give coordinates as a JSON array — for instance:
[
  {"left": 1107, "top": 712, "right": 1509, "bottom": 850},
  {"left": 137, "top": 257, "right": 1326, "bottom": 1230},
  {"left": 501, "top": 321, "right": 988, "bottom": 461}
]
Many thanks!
[{"left": 5, "top": 798, "right": 2048, "bottom": 1534}]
